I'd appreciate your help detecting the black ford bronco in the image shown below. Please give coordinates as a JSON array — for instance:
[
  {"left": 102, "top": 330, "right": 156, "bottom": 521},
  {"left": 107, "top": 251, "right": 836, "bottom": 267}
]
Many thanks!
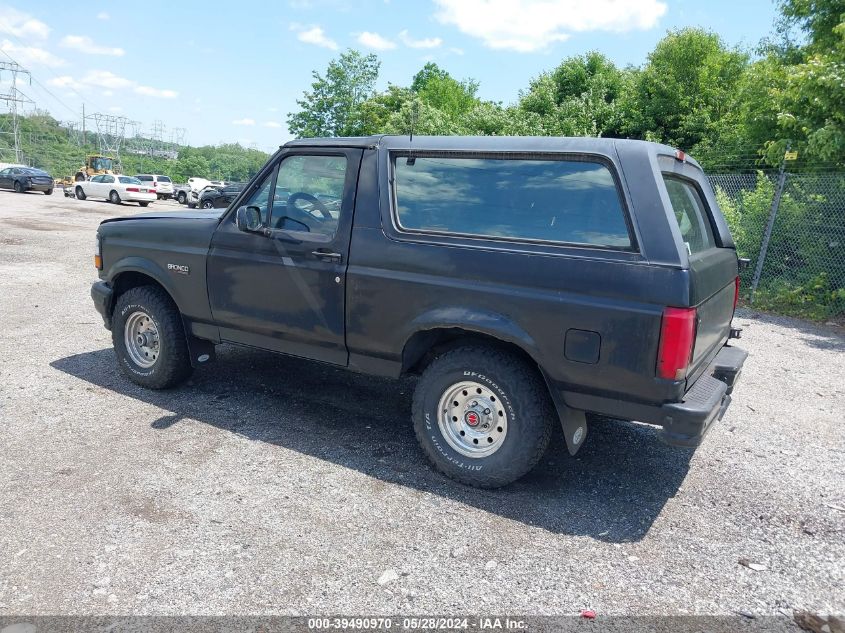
[{"left": 91, "top": 136, "right": 747, "bottom": 487}]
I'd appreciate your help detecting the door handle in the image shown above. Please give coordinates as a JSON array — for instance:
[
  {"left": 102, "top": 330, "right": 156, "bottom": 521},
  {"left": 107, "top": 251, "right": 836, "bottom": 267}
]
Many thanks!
[{"left": 311, "top": 249, "right": 342, "bottom": 263}]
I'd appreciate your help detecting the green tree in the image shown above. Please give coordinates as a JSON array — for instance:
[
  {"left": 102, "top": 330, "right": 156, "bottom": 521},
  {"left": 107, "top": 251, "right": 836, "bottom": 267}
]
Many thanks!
[
  {"left": 624, "top": 29, "right": 748, "bottom": 153},
  {"left": 411, "top": 62, "right": 479, "bottom": 119},
  {"left": 287, "top": 49, "right": 380, "bottom": 138}
]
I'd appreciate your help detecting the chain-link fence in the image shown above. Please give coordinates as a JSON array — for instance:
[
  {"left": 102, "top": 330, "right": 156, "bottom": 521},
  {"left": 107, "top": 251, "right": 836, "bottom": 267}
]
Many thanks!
[{"left": 708, "top": 171, "right": 845, "bottom": 320}]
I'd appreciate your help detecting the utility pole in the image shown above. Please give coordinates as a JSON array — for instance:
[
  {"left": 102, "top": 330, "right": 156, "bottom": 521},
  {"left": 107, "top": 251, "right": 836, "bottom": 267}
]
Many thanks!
[
  {"left": 0, "top": 61, "right": 34, "bottom": 164},
  {"left": 82, "top": 103, "right": 86, "bottom": 146}
]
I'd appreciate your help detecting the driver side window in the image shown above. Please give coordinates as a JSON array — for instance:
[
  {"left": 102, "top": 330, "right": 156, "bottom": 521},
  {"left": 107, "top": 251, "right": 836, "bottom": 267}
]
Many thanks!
[
  {"left": 269, "top": 154, "right": 347, "bottom": 238},
  {"left": 240, "top": 171, "right": 274, "bottom": 224}
]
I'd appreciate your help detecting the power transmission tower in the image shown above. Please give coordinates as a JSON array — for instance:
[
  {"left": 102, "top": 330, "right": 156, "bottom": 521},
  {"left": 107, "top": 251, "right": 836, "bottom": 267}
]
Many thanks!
[
  {"left": 149, "top": 119, "right": 166, "bottom": 156},
  {"left": 0, "top": 61, "right": 34, "bottom": 164},
  {"left": 62, "top": 120, "right": 83, "bottom": 146},
  {"left": 85, "top": 112, "right": 129, "bottom": 163},
  {"left": 169, "top": 127, "right": 186, "bottom": 147}
]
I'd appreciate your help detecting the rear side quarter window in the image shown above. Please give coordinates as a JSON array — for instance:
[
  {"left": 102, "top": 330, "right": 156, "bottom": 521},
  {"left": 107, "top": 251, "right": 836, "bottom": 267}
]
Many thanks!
[
  {"left": 392, "top": 155, "right": 633, "bottom": 249},
  {"left": 662, "top": 176, "right": 716, "bottom": 255}
]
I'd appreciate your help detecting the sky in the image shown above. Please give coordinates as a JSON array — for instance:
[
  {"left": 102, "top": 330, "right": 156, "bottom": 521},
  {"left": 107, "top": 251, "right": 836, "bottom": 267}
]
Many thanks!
[{"left": 0, "top": 0, "right": 781, "bottom": 152}]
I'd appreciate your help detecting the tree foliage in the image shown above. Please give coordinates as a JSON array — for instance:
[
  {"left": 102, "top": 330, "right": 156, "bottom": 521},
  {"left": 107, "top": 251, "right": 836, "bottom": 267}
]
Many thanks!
[{"left": 287, "top": 49, "right": 380, "bottom": 138}]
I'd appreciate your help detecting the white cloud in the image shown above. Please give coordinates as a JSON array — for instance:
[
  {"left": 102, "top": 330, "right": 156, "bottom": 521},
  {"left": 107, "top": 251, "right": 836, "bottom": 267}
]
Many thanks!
[
  {"left": 433, "top": 0, "right": 667, "bottom": 52},
  {"left": 398, "top": 30, "right": 442, "bottom": 49},
  {"left": 134, "top": 85, "right": 177, "bottom": 98},
  {"left": 263, "top": 121, "right": 282, "bottom": 128},
  {"left": 80, "top": 70, "right": 133, "bottom": 89},
  {"left": 0, "top": 39, "right": 66, "bottom": 67},
  {"left": 450, "top": 47, "right": 464, "bottom": 55},
  {"left": 96, "top": 12, "right": 109, "bottom": 20},
  {"left": 0, "top": 6, "right": 49, "bottom": 39},
  {"left": 293, "top": 25, "right": 338, "bottom": 50},
  {"left": 46, "top": 75, "right": 74, "bottom": 88},
  {"left": 60, "top": 35, "right": 124, "bottom": 56},
  {"left": 59, "top": 70, "right": 177, "bottom": 98},
  {"left": 356, "top": 31, "right": 396, "bottom": 50},
  {"left": 232, "top": 118, "right": 255, "bottom": 126}
]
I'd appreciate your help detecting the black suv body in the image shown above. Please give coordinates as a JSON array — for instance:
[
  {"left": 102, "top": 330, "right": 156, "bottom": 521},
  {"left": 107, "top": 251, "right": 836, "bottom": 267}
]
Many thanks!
[{"left": 91, "top": 136, "right": 746, "bottom": 487}]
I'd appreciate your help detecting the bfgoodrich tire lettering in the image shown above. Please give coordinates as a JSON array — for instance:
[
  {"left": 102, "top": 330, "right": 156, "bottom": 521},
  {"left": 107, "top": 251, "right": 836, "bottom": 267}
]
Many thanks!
[
  {"left": 412, "top": 346, "right": 555, "bottom": 488},
  {"left": 111, "top": 286, "right": 192, "bottom": 389}
]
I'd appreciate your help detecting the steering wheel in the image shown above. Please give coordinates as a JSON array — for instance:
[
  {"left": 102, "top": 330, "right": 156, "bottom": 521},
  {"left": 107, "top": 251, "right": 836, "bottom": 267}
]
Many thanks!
[{"left": 286, "top": 192, "right": 332, "bottom": 220}]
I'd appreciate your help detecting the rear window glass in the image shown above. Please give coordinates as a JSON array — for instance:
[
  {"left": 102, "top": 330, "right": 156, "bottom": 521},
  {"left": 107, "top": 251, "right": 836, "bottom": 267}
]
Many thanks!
[
  {"left": 393, "top": 156, "right": 631, "bottom": 249},
  {"left": 136, "top": 175, "right": 153, "bottom": 181},
  {"left": 157, "top": 176, "right": 171, "bottom": 182},
  {"left": 119, "top": 176, "right": 142, "bottom": 184},
  {"left": 663, "top": 176, "right": 716, "bottom": 254}
]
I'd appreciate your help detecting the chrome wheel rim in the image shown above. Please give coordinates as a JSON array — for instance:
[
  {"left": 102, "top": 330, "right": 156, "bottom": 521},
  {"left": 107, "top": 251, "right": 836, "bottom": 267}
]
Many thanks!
[
  {"left": 124, "top": 310, "right": 160, "bottom": 368},
  {"left": 437, "top": 381, "right": 508, "bottom": 458}
]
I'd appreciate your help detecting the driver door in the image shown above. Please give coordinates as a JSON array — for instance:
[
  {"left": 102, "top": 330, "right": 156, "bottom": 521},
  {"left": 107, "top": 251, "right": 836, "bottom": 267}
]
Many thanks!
[{"left": 206, "top": 148, "right": 362, "bottom": 365}]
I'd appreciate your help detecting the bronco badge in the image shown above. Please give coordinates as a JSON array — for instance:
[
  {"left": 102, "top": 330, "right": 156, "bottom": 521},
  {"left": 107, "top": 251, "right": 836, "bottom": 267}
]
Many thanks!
[{"left": 167, "top": 263, "right": 190, "bottom": 275}]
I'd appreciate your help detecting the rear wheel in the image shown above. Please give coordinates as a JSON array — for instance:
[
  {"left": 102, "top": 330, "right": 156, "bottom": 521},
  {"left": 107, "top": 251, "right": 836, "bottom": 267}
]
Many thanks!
[
  {"left": 109, "top": 190, "right": 121, "bottom": 204},
  {"left": 45, "top": 188, "right": 53, "bottom": 195},
  {"left": 412, "top": 346, "right": 555, "bottom": 488},
  {"left": 139, "top": 201, "right": 150, "bottom": 207},
  {"left": 112, "top": 286, "right": 193, "bottom": 389},
  {"left": 13, "top": 181, "right": 23, "bottom": 193},
  {"left": 75, "top": 186, "right": 86, "bottom": 200},
  {"left": 177, "top": 191, "right": 187, "bottom": 204}
]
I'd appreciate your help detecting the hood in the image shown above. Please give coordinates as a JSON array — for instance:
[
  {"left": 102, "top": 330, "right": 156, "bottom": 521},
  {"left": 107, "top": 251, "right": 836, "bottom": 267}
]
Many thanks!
[{"left": 100, "top": 209, "right": 225, "bottom": 224}]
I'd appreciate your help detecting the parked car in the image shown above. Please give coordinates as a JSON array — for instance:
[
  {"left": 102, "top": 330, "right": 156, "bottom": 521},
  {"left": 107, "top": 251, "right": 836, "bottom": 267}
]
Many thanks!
[
  {"left": 74, "top": 174, "right": 156, "bottom": 206},
  {"left": 134, "top": 174, "right": 174, "bottom": 200},
  {"left": 0, "top": 166, "right": 54, "bottom": 194},
  {"left": 173, "top": 184, "right": 190, "bottom": 205},
  {"left": 90, "top": 136, "right": 747, "bottom": 488},
  {"left": 198, "top": 183, "right": 245, "bottom": 209}
]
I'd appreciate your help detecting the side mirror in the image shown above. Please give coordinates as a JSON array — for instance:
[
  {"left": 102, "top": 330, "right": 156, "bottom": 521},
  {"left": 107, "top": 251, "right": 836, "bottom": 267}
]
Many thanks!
[{"left": 236, "top": 205, "right": 264, "bottom": 233}]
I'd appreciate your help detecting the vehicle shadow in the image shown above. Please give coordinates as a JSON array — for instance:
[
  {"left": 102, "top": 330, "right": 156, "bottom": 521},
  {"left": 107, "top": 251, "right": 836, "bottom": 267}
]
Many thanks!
[{"left": 51, "top": 345, "right": 695, "bottom": 542}]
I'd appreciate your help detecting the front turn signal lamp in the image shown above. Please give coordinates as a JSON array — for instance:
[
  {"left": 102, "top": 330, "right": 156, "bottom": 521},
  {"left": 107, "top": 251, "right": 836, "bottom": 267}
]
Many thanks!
[{"left": 94, "top": 235, "right": 103, "bottom": 270}]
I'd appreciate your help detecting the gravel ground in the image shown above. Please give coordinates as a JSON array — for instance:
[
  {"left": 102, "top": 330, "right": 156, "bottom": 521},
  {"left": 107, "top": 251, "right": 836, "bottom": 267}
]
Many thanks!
[{"left": 0, "top": 189, "right": 843, "bottom": 617}]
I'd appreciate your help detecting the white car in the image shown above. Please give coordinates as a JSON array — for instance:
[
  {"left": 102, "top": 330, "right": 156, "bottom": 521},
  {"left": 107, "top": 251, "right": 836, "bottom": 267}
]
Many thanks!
[
  {"left": 134, "top": 174, "right": 174, "bottom": 200},
  {"left": 74, "top": 174, "right": 156, "bottom": 206}
]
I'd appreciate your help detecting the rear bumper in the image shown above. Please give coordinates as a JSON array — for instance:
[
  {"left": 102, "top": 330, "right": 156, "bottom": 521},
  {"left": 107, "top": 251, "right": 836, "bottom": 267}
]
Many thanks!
[
  {"left": 26, "top": 182, "right": 53, "bottom": 192},
  {"left": 563, "top": 344, "right": 747, "bottom": 447},
  {"left": 91, "top": 281, "right": 113, "bottom": 330}
]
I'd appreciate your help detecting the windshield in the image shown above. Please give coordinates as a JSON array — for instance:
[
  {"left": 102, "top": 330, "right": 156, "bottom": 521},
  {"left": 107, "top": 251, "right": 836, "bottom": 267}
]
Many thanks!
[
  {"left": 119, "top": 176, "right": 142, "bottom": 185},
  {"left": 91, "top": 157, "right": 113, "bottom": 171}
]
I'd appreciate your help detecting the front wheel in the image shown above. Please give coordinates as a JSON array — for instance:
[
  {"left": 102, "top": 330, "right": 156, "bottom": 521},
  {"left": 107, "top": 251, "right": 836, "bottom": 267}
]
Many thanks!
[
  {"left": 75, "top": 186, "right": 86, "bottom": 200},
  {"left": 139, "top": 201, "right": 150, "bottom": 207},
  {"left": 109, "top": 190, "right": 121, "bottom": 204},
  {"left": 202, "top": 200, "right": 214, "bottom": 209},
  {"left": 112, "top": 286, "right": 193, "bottom": 389},
  {"left": 13, "top": 181, "right": 23, "bottom": 193},
  {"left": 45, "top": 188, "right": 53, "bottom": 195},
  {"left": 177, "top": 192, "right": 187, "bottom": 204},
  {"left": 412, "top": 346, "right": 555, "bottom": 488}
]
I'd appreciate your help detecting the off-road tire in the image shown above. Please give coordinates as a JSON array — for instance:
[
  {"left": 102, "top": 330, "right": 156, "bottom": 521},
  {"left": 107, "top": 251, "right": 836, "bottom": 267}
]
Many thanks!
[
  {"left": 109, "top": 190, "right": 121, "bottom": 204},
  {"left": 412, "top": 346, "right": 555, "bottom": 488},
  {"left": 75, "top": 186, "right": 86, "bottom": 200},
  {"left": 112, "top": 286, "right": 193, "bottom": 389}
]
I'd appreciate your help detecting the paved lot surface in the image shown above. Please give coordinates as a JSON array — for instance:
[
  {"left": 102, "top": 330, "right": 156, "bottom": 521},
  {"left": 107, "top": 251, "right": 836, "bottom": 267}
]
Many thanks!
[{"left": 0, "top": 189, "right": 843, "bottom": 617}]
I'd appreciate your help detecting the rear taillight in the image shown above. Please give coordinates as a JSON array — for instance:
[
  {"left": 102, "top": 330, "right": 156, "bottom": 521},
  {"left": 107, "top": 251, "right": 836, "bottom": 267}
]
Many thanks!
[
  {"left": 733, "top": 276, "right": 740, "bottom": 313},
  {"left": 126, "top": 187, "right": 139, "bottom": 192},
  {"left": 656, "top": 307, "right": 697, "bottom": 380}
]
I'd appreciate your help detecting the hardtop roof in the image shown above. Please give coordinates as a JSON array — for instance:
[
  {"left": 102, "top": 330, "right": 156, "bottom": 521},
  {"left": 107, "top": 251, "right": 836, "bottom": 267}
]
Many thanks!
[{"left": 281, "top": 135, "right": 698, "bottom": 166}]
